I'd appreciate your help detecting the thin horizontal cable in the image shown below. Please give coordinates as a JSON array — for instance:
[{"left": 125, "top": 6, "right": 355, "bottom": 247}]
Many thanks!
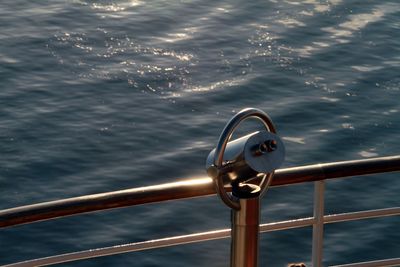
[
  {"left": 3, "top": 218, "right": 315, "bottom": 267},
  {"left": 324, "top": 207, "right": 400, "bottom": 224},
  {"left": 3, "top": 207, "right": 398, "bottom": 267},
  {"left": 260, "top": 217, "right": 315, "bottom": 232},
  {"left": 1, "top": 229, "right": 231, "bottom": 267},
  {"left": 329, "top": 258, "right": 400, "bottom": 267}
]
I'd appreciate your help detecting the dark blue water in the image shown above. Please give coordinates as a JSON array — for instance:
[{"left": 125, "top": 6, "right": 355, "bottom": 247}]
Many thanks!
[{"left": 1, "top": 0, "right": 399, "bottom": 266}]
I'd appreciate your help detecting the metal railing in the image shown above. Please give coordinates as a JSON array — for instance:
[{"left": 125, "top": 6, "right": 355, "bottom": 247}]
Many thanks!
[{"left": 1, "top": 155, "right": 400, "bottom": 267}]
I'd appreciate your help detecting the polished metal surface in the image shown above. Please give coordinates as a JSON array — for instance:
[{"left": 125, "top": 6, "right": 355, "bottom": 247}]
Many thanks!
[
  {"left": 206, "top": 131, "right": 285, "bottom": 177},
  {"left": 1, "top": 155, "right": 400, "bottom": 228},
  {"left": 208, "top": 108, "right": 285, "bottom": 267},
  {"left": 243, "top": 131, "right": 284, "bottom": 174},
  {"left": 312, "top": 181, "right": 325, "bottom": 267},
  {"left": 230, "top": 198, "right": 260, "bottom": 267},
  {"left": 206, "top": 132, "right": 259, "bottom": 180},
  {"left": 213, "top": 108, "right": 277, "bottom": 168},
  {"left": 329, "top": 258, "right": 400, "bottom": 267},
  {"left": 2, "top": 204, "right": 399, "bottom": 266},
  {"left": 208, "top": 108, "right": 282, "bottom": 210}
]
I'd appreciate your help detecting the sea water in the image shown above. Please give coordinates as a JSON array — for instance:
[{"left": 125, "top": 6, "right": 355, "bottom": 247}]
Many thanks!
[{"left": 1, "top": 0, "right": 399, "bottom": 266}]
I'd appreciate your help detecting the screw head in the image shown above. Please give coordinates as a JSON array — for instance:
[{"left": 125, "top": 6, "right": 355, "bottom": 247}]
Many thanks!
[
  {"left": 258, "top": 139, "right": 277, "bottom": 154},
  {"left": 266, "top": 139, "right": 277, "bottom": 152}
]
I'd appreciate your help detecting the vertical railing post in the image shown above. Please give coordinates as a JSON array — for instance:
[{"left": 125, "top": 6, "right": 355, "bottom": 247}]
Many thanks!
[
  {"left": 231, "top": 198, "right": 260, "bottom": 267},
  {"left": 312, "top": 180, "right": 325, "bottom": 267}
]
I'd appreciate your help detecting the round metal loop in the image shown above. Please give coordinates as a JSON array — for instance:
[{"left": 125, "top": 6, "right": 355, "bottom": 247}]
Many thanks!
[{"left": 213, "top": 108, "right": 277, "bottom": 210}]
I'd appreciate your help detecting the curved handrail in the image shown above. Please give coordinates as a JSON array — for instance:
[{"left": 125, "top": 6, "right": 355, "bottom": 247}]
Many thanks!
[{"left": 1, "top": 155, "right": 400, "bottom": 228}]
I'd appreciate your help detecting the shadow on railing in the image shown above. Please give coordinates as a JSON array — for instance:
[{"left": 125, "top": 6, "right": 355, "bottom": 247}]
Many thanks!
[{"left": 1, "top": 156, "right": 400, "bottom": 267}]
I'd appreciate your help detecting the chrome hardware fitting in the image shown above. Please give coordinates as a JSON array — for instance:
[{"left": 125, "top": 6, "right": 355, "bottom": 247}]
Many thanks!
[
  {"left": 206, "top": 108, "right": 285, "bottom": 267},
  {"left": 206, "top": 108, "right": 285, "bottom": 210}
]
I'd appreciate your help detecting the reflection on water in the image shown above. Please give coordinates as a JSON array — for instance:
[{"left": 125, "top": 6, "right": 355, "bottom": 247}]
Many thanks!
[
  {"left": 75, "top": 0, "right": 143, "bottom": 11},
  {"left": 48, "top": 29, "right": 195, "bottom": 96},
  {"left": 1, "top": 0, "right": 400, "bottom": 266},
  {"left": 322, "top": 8, "right": 385, "bottom": 40}
]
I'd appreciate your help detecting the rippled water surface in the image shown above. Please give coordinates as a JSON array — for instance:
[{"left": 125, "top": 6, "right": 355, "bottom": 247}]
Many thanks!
[{"left": 1, "top": 0, "right": 399, "bottom": 266}]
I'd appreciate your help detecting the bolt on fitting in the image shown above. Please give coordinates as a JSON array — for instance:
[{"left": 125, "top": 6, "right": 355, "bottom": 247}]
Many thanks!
[{"left": 255, "top": 139, "right": 277, "bottom": 155}]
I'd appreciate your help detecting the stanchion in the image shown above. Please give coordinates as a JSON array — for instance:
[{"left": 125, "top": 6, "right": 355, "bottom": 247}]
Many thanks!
[
  {"left": 206, "top": 108, "right": 285, "bottom": 267},
  {"left": 231, "top": 197, "right": 260, "bottom": 267}
]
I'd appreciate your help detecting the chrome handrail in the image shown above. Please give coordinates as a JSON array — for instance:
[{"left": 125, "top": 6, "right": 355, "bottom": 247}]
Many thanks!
[
  {"left": 1, "top": 155, "right": 400, "bottom": 267},
  {"left": 1, "top": 155, "right": 399, "bottom": 228}
]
